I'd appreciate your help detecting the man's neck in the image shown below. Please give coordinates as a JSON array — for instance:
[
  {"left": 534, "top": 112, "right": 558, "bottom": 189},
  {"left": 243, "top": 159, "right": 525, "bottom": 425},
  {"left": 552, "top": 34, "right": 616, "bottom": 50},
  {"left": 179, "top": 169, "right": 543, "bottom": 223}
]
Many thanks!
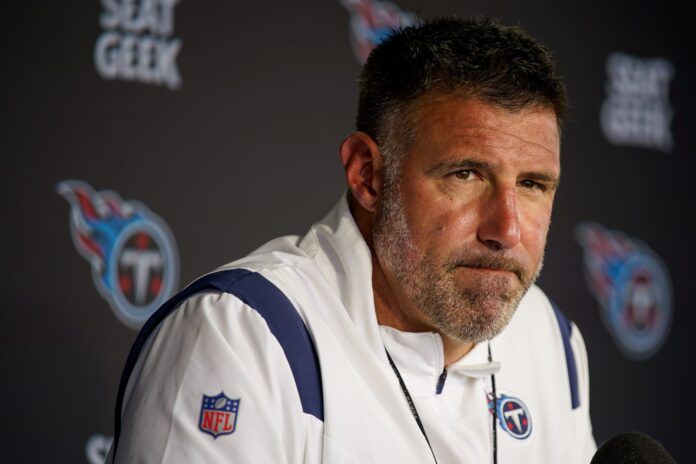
[{"left": 439, "top": 333, "right": 476, "bottom": 366}]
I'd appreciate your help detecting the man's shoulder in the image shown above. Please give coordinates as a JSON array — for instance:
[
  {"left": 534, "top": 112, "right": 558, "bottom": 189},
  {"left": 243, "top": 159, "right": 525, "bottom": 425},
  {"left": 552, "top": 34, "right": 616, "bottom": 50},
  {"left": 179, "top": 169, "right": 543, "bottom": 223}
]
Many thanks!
[
  {"left": 160, "top": 263, "right": 315, "bottom": 337},
  {"left": 506, "top": 284, "right": 576, "bottom": 339},
  {"left": 497, "top": 284, "right": 587, "bottom": 411},
  {"left": 214, "top": 233, "right": 314, "bottom": 274},
  {"left": 496, "top": 284, "right": 581, "bottom": 376},
  {"left": 504, "top": 285, "right": 550, "bottom": 329}
]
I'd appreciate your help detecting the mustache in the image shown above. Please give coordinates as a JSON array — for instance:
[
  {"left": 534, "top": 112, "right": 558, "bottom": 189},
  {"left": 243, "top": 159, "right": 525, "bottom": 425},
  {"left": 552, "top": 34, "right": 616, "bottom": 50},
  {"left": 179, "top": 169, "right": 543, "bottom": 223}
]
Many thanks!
[{"left": 447, "top": 252, "right": 528, "bottom": 283}]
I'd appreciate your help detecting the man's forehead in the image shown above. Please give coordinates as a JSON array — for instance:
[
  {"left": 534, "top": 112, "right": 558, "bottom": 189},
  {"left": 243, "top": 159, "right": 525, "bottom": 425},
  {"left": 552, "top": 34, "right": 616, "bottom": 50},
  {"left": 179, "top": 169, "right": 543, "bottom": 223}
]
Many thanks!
[{"left": 407, "top": 96, "right": 561, "bottom": 166}]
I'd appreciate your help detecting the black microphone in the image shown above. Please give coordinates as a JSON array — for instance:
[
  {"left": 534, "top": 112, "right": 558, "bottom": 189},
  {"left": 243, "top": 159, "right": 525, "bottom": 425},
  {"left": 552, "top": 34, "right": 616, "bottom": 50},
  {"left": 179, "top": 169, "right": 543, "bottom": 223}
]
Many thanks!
[{"left": 590, "top": 431, "right": 676, "bottom": 464}]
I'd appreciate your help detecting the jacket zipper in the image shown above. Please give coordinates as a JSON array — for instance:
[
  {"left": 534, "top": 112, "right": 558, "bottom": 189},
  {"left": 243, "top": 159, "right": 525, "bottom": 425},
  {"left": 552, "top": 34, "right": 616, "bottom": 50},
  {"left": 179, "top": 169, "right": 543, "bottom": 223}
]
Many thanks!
[{"left": 435, "top": 367, "right": 448, "bottom": 394}]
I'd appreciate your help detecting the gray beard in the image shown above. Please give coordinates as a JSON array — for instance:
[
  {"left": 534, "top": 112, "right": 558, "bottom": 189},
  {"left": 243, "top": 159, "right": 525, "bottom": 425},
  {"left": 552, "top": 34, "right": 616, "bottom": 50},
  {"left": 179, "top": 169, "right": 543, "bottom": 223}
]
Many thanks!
[{"left": 372, "top": 179, "right": 542, "bottom": 343}]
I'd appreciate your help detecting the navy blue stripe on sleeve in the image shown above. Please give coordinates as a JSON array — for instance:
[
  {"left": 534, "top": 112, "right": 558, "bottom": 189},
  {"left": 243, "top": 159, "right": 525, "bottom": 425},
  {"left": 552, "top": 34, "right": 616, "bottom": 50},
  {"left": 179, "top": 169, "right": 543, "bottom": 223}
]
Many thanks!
[
  {"left": 112, "top": 268, "right": 323, "bottom": 460},
  {"left": 222, "top": 270, "right": 324, "bottom": 420},
  {"left": 550, "top": 302, "right": 580, "bottom": 410}
]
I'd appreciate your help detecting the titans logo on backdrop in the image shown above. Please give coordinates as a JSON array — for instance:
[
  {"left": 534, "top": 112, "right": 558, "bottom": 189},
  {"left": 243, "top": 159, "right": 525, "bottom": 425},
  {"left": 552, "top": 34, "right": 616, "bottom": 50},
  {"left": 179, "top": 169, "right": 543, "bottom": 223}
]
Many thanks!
[
  {"left": 576, "top": 223, "right": 672, "bottom": 360},
  {"left": 58, "top": 180, "right": 179, "bottom": 329},
  {"left": 341, "top": 0, "right": 418, "bottom": 63}
]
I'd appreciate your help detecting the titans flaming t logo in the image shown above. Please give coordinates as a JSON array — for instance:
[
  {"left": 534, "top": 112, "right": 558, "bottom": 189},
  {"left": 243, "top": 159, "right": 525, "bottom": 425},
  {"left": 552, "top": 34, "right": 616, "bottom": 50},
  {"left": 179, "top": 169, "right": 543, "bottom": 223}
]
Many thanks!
[
  {"left": 58, "top": 180, "right": 179, "bottom": 329},
  {"left": 341, "top": 0, "right": 418, "bottom": 64},
  {"left": 487, "top": 392, "right": 533, "bottom": 440},
  {"left": 576, "top": 223, "right": 672, "bottom": 360}
]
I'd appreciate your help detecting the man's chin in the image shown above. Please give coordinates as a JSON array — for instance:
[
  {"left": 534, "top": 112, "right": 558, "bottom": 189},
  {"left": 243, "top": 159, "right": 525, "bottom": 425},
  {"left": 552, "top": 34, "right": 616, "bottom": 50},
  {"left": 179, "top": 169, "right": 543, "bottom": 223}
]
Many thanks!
[{"left": 439, "top": 294, "right": 522, "bottom": 343}]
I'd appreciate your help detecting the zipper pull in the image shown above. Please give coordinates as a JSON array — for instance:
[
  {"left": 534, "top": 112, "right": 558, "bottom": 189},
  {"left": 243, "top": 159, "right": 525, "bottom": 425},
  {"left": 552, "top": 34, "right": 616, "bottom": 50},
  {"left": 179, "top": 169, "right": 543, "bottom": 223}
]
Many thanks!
[{"left": 435, "top": 367, "right": 448, "bottom": 395}]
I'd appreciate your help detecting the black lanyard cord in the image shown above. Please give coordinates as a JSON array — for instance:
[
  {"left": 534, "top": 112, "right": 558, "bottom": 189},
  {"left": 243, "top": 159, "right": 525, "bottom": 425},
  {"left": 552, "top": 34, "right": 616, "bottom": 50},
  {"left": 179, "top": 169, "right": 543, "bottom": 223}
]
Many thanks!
[
  {"left": 386, "top": 342, "right": 499, "bottom": 464},
  {"left": 487, "top": 343, "right": 498, "bottom": 464},
  {"left": 385, "top": 349, "right": 439, "bottom": 464}
]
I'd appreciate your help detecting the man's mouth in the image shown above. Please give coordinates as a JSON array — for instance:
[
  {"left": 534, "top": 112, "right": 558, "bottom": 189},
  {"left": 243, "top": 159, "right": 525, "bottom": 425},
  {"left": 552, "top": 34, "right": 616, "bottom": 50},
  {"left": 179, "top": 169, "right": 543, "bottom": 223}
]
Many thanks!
[{"left": 454, "top": 264, "right": 523, "bottom": 283}]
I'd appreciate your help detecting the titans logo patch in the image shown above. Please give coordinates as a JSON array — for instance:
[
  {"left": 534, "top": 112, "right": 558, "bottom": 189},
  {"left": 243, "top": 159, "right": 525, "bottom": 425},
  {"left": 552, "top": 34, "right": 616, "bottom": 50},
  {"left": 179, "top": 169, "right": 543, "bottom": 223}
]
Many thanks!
[{"left": 488, "top": 392, "right": 533, "bottom": 440}]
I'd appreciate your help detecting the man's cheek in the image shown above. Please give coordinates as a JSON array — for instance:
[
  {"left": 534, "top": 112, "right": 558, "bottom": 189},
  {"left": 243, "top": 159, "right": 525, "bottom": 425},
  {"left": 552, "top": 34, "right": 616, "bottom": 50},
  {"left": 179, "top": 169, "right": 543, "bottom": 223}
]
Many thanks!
[{"left": 522, "top": 209, "right": 551, "bottom": 241}]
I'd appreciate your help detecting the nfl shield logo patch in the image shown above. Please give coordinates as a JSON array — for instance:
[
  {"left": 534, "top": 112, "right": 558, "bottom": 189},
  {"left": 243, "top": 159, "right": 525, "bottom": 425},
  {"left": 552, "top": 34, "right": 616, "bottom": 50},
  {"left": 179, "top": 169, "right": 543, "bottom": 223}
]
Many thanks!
[{"left": 199, "top": 392, "right": 240, "bottom": 438}]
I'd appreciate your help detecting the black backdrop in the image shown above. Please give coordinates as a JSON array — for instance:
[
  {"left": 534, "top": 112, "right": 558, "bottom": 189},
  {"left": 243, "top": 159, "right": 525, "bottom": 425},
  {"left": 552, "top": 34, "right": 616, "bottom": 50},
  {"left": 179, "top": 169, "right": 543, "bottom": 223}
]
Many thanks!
[{"left": 2, "top": 1, "right": 693, "bottom": 461}]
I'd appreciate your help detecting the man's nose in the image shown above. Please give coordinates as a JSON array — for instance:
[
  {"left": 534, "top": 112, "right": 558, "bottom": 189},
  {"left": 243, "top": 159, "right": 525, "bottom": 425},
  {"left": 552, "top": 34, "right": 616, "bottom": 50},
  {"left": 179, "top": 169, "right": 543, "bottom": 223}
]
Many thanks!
[{"left": 476, "top": 188, "right": 521, "bottom": 251}]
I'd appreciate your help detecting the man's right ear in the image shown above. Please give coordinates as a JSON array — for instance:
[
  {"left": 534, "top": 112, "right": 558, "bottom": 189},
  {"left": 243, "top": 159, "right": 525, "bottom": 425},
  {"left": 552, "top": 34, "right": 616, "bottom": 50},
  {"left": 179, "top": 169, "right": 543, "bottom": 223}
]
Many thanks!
[{"left": 339, "top": 132, "right": 383, "bottom": 213}]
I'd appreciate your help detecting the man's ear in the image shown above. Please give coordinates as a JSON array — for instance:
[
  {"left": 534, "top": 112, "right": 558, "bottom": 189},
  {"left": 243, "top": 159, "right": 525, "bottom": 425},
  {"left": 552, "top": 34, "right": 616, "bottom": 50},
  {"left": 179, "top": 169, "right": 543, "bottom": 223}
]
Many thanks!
[{"left": 339, "top": 132, "right": 383, "bottom": 213}]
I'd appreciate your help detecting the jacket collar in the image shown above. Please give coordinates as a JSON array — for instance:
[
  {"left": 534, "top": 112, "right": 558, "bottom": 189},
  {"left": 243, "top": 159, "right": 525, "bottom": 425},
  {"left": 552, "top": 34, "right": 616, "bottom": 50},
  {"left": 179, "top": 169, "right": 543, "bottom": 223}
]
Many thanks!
[{"left": 301, "top": 192, "right": 386, "bottom": 357}]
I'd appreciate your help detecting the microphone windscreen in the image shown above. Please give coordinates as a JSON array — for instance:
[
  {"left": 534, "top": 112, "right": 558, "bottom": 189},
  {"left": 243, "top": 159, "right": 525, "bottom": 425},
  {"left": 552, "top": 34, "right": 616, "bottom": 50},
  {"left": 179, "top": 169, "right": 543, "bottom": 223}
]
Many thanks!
[{"left": 590, "top": 431, "right": 676, "bottom": 464}]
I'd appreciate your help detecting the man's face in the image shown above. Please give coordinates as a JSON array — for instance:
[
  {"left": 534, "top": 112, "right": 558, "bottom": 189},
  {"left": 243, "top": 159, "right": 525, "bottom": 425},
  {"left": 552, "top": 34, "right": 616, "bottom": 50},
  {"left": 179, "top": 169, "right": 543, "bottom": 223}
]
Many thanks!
[{"left": 372, "top": 97, "right": 560, "bottom": 343}]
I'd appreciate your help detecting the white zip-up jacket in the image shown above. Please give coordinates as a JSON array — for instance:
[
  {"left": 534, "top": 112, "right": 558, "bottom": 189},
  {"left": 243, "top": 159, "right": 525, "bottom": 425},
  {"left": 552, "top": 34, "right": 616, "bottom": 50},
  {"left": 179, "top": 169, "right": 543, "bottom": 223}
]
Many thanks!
[{"left": 109, "top": 195, "right": 596, "bottom": 463}]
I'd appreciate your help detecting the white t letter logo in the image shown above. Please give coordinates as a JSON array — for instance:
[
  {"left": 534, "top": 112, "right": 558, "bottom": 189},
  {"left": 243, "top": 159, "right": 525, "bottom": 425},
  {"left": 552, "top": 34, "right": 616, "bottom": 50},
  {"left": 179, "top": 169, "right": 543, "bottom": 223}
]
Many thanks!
[
  {"left": 120, "top": 250, "right": 163, "bottom": 304},
  {"left": 503, "top": 407, "right": 525, "bottom": 431}
]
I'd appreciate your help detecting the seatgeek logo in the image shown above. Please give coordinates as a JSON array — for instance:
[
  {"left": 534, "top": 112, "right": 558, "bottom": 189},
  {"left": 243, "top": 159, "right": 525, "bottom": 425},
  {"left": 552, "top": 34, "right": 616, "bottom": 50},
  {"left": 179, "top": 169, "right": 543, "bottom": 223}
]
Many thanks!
[
  {"left": 341, "top": 0, "right": 418, "bottom": 64},
  {"left": 95, "top": 0, "right": 183, "bottom": 89},
  {"left": 600, "top": 52, "right": 674, "bottom": 152},
  {"left": 58, "top": 180, "right": 179, "bottom": 329},
  {"left": 576, "top": 223, "right": 672, "bottom": 360}
]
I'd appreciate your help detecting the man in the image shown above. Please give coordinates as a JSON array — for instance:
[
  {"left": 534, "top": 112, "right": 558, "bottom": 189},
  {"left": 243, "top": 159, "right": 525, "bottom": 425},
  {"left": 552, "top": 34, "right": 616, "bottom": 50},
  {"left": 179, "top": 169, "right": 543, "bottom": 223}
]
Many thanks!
[{"left": 109, "top": 18, "right": 595, "bottom": 463}]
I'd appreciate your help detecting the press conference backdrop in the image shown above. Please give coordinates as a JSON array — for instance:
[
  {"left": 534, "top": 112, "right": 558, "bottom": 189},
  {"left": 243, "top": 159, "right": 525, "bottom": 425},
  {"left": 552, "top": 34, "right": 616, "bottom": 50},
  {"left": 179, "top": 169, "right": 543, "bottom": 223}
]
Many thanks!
[{"left": 2, "top": 1, "right": 693, "bottom": 461}]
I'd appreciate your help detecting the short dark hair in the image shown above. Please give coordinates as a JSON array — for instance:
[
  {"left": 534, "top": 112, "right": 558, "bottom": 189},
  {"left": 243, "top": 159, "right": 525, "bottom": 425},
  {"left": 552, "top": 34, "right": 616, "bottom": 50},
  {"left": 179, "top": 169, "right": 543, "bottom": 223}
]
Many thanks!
[{"left": 356, "top": 17, "right": 567, "bottom": 158}]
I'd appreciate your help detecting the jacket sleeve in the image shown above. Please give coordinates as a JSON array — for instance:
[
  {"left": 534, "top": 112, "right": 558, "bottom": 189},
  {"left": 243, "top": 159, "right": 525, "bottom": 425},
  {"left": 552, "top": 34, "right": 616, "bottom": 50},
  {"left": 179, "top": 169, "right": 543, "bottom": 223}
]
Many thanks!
[{"left": 110, "top": 291, "right": 321, "bottom": 463}]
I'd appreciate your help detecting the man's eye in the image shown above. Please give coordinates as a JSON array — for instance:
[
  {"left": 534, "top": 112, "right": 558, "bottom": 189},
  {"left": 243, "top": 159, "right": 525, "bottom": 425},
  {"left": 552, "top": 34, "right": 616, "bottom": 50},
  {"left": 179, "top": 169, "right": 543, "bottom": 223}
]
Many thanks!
[
  {"left": 520, "top": 179, "right": 547, "bottom": 191},
  {"left": 452, "top": 170, "right": 475, "bottom": 180}
]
